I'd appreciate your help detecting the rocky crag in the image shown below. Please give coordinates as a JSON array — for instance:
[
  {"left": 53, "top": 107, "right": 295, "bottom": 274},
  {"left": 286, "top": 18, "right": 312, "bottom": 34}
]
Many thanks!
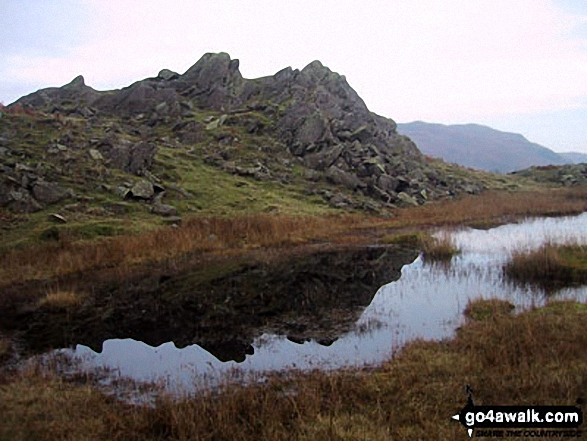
[
  {"left": 1, "top": 52, "right": 487, "bottom": 220},
  {"left": 511, "top": 163, "right": 587, "bottom": 187}
]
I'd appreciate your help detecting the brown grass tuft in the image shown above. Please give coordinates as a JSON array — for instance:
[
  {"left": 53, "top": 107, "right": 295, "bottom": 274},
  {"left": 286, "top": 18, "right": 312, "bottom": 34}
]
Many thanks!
[
  {"left": 464, "top": 298, "right": 515, "bottom": 321},
  {"left": 504, "top": 241, "right": 587, "bottom": 288},
  {"left": 37, "top": 290, "right": 85, "bottom": 311},
  {"left": 422, "top": 232, "right": 459, "bottom": 261}
]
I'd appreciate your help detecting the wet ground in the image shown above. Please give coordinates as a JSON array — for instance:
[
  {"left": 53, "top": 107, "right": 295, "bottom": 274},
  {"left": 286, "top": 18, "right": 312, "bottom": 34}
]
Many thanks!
[{"left": 5, "top": 213, "right": 587, "bottom": 392}]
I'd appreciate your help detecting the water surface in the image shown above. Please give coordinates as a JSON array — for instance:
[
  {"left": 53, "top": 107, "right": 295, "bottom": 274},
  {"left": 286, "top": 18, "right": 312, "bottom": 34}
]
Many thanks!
[{"left": 66, "top": 214, "right": 587, "bottom": 392}]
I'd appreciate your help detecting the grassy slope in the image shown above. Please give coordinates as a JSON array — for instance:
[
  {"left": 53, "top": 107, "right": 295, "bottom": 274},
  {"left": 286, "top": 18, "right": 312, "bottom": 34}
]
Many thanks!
[{"left": 0, "top": 109, "right": 540, "bottom": 254}]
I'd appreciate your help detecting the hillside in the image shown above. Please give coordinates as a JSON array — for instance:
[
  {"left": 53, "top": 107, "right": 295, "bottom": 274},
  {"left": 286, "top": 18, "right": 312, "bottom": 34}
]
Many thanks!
[
  {"left": 560, "top": 151, "right": 587, "bottom": 164},
  {"left": 512, "top": 163, "right": 587, "bottom": 186},
  {"left": 0, "top": 53, "right": 506, "bottom": 244},
  {"left": 397, "top": 121, "right": 568, "bottom": 173}
]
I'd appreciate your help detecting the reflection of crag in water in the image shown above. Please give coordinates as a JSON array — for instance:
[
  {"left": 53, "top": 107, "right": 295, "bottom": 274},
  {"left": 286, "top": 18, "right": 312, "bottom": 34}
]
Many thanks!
[{"left": 9, "top": 246, "right": 417, "bottom": 362}]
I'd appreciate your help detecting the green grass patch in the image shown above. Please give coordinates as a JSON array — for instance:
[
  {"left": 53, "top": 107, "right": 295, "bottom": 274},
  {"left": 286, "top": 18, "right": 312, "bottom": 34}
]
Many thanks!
[{"left": 464, "top": 298, "right": 515, "bottom": 321}]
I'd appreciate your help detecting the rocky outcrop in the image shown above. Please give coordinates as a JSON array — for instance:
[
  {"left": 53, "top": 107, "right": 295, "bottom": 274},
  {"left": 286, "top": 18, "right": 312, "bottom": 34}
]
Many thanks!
[
  {"left": 7, "top": 52, "right": 489, "bottom": 212},
  {"left": 15, "top": 75, "right": 100, "bottom": 114},
  {"left": 512, "top": 163, "right": 587, "bottom": 186},
  {"left": 0, "top": 164, "right": 69, "bottom": 213},
  {"left": 94, "top": 138, "right": 157, "bottom": 175},
  {"left": 178, "top": 52, "right": 244, "bottom": 110}
]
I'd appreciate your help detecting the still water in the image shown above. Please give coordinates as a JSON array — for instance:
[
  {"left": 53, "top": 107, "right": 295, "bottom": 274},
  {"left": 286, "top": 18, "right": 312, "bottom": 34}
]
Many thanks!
[{"left": 67, "top": 213, "right": 587, "bottom": 392}]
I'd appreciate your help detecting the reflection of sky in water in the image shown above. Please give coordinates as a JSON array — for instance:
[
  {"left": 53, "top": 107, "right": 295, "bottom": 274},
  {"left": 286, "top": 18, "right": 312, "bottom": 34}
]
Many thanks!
[{"left": 71, "top": 213, "right": 587, "bottom": 392}]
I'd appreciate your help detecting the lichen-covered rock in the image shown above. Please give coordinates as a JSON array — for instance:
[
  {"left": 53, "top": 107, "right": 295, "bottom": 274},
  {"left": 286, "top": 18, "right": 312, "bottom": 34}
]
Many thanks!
[
  {"left": 397, "top": 192, "right": 419, "bottom": 206},
  {"left": 325, "top": 166, "right": 363, "bottom": 190},
  {"left": 128, "top": 180, "right": 154, "bottom": 199}
]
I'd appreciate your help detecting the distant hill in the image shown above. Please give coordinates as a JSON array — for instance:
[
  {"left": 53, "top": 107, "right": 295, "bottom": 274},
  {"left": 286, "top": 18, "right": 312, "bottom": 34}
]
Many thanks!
[
  {"left": 559, "top": 152, "right": 587, "bottom": 164},
  {"left": 397, "top": 121, "right": 568, "bottom": 173}
]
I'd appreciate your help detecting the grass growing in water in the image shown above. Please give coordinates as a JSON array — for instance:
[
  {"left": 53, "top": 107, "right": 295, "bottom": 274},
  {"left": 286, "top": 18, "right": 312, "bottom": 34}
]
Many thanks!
[
  {"left": 422, "top": 232, "right": 460, "bottom": 262},
  {"left": 504, "top": 241, "right": 587, "bottom": 289}
]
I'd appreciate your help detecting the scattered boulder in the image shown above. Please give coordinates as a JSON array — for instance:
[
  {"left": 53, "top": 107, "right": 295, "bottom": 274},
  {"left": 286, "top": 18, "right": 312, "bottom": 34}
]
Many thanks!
[
  {"left": 31, "top": 181, "right": 67, "bottom": 205},
  {"left": 89, "top": 149, "right": 103, "bottom": 160},
  {"left": 151, "top": 203, "right": 178, "bottom": 216},
  {"left": 397, "top": 192, "right": 419, "bottom": 206},
  {"left": 162, "top": 216, "right": 182, "bottom": 226},
  {"left": 97, "top": 139, "right": 158, "bottom": 175},
  {"left": 378, "top": 174, "right": 399, "bottom": 192},
  {"left": 325, "top": 166, "right": 362, "bottom": 190},
  {"left": 128, "top": 180, "right": 154, "bottom": 200},
  {"left": 5, "top": 189, "right": 42, "bottom": 213},
  {"left": 48, "top": 213, "right": 67, "bottom": 223}
]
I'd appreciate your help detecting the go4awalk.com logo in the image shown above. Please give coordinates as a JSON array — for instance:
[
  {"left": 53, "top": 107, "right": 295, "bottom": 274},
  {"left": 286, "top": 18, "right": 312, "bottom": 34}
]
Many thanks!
[{"left": 451, "top": 386, "right": 583, "bottom": 438}]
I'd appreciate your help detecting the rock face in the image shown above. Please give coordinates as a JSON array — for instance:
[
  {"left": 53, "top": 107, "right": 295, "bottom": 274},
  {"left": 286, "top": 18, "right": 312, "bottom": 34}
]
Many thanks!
[
  {"left": 512, "top": 163, "right": 587, "bottom": 186},
  {"left": 0, "top": 163, "right": 69, "bottom": 213},
  {"left": 15, "top": 75, "right": 100, "bottom": 112},
  {"left": 95, "top": 138, "right": 157, "bottom": 175},
  {"left": 6, "top": 52, "right": 489, "bottom": 213}
]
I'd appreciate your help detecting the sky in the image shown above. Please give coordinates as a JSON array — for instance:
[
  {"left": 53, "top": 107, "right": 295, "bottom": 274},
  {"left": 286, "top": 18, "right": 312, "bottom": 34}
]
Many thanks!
[{"left": 1, "top": 0, "right": 587, "bottom": 153}]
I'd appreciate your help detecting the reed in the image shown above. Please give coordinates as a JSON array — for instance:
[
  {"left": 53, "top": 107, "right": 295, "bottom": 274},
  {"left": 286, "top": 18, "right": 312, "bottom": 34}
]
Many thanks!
[
  {"left": 421, "top": 231, "right": 459, "bottom": 261},
  {"left": 504, "top": 241, "right": 587, "bottom": 288}
]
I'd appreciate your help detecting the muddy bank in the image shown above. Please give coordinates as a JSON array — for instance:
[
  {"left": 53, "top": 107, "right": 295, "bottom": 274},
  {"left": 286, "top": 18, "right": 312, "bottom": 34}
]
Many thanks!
[{"left": 1, "top": 245, "right": 418, "bottom": 362}]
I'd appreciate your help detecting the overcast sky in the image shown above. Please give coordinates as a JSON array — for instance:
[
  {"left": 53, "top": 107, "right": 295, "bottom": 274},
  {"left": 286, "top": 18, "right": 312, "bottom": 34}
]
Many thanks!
[{"left": 1, "top": 0, "right": 587, "bottom": 152}]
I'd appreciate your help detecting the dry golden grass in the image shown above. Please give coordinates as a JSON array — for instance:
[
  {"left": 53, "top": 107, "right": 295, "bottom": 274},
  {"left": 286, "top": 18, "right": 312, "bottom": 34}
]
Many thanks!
[
  {"left": 0, "top": 188, "right": 585, "bottom": 288},
  {"left": 387, "top": 188, "right": 587, "bottom": 228},
  {"left": 1, "top": 300, "right": 585, "bottom": 440},
  {"left": 37, "top": 290, "right": 85, "bottom": 311},
  {"left": 0, "top": 214, "right": 360, "bottom": 288}
]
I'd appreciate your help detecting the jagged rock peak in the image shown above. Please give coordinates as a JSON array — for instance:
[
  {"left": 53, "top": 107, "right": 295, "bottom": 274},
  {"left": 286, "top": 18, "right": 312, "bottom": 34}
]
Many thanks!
[
  {"left": 300, "top": 60, "right": 341, "bottom": 83},
  {"left": 182, "top": 52, "right": 242, "bottom": 81},
  {"left": 157, "top": 69, "right": 179, "bottom": 81},
  {"left": 64, "top": 75, "right": 86, "bottom": 89}
]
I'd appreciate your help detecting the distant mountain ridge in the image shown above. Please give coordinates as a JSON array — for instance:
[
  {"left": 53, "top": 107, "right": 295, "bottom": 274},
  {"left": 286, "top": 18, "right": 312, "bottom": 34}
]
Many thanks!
[
  {"left": 559, "top": 151, "right": 587, "bottom": 164},
  {"left": 397, "top": 121, "right": 569, "bottom": 173}
]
